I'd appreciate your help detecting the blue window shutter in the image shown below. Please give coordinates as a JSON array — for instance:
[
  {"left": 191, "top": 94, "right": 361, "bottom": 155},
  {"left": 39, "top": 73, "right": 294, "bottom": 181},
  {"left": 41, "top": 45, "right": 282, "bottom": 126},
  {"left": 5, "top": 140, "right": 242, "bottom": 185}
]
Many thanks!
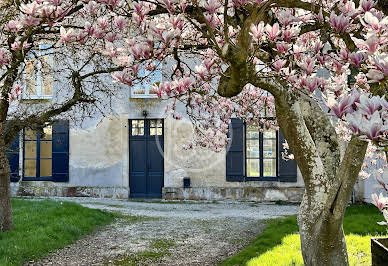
[
  {"left": 226, "top": 118, "right": 245, "bottom": 182},
  {"left": 278, "top": 129, "right": 297, "bottom": 182},
  {"left": 7, "top": 132, "right": 20, "bottom": 182},
  {"left": 52, "top": 120, "right": 69, "bottom": 182}
]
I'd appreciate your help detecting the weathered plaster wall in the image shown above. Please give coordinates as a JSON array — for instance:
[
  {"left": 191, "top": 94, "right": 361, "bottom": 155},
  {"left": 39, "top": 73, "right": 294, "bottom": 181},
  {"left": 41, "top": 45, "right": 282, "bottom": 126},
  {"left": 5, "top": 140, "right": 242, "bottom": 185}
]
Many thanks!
[{"left": 163, "top": 116, "right": 305, "bottom": 202}]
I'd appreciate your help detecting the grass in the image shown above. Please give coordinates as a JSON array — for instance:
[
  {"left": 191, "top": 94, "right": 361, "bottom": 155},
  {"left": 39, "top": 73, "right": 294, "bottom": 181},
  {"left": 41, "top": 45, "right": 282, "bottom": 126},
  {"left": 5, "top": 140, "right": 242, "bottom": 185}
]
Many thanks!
[
  {"left": 221, "top": 204, "right": 387, "bottom": 266},
  {"left": 113, "top": 238, "right": 176, "bottom": 265},
  {"left": 0, "top": 198, "right": 115, "bottom": 266}
]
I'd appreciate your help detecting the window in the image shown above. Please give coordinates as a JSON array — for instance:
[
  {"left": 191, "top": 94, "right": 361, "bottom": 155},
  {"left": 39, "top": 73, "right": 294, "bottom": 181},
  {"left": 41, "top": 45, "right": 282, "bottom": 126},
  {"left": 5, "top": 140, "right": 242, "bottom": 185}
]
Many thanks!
[
  {"left": 130, "top": 119, "right": 163, "bottom": 136},
  {"left": 131, "top": 64, "right": 161, "bottom": 98},
  {"left": 150, "top": 120, "right": 163, "bottom": 136},
  {"left": 23, "top": 43, "right": 53, "bottom": 99},
  {"left": 131, "top": 120, "right": 145, "bottom": 136},
  {"left": 226, "top": 118, "right": 296, "bottom": 182},
  {"left": 246, "top": 125, "right": 277, "bottom": 178},
  {"left": 24, "top": 125, "right": 53, "bottom": 178}
]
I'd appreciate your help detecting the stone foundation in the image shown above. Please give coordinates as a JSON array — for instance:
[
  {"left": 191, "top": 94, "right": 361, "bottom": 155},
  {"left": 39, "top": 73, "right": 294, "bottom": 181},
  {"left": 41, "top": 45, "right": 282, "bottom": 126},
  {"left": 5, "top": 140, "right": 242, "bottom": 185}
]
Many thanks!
[
  {"left": 10, "top": 182, "right": 128, "bottom": 199},
  {"left": 163, "top": 187, "right": 305, "bottom": 202}
]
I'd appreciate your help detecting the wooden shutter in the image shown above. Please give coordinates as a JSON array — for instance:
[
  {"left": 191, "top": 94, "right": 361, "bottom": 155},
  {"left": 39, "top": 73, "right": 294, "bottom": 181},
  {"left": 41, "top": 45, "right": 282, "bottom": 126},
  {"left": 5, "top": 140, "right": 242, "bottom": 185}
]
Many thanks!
[
  {"left": 52, "top": 120, "right": 69, "bottom": 182},
  {"left": 226, "top": 118, "right": 245, "bottom": 182},
  {"left": 278, "top": 129, "right": 297, "bottom": 182},
  {"left": 7, "top": 132, "right": 20, "bottom": 182}
]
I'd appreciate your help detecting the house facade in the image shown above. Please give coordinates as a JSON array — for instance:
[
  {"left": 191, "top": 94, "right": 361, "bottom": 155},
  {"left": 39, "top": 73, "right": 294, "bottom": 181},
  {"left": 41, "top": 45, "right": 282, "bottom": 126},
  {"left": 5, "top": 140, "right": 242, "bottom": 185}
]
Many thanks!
[{"left": 5, "top": 46, "right": 382, "bottom": 203}]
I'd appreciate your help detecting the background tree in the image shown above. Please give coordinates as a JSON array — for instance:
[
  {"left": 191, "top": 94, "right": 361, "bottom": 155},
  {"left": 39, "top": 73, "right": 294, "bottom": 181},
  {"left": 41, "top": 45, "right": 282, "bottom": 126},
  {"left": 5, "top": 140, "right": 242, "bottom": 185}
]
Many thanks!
[{"left": 0, "top": 0, "right": 128, "bottom": 231}]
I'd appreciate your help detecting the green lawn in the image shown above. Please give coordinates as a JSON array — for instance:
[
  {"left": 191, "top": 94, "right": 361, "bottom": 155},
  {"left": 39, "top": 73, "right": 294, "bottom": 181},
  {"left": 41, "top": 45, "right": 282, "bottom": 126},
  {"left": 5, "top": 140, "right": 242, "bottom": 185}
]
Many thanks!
[
  {"left": 222, "top": 204, "right": 387, "bottom": 266},
  {"left": 0, "top": 198, "right": 115, "bottom": 266}
]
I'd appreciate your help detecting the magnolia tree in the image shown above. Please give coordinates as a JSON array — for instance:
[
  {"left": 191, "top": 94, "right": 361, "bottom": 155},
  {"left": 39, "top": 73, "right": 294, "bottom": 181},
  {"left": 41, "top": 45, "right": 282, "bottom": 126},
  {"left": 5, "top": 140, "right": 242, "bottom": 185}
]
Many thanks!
[
  {"left": 0, "top": 0, "right": 129, "bottom": 232},
  {"left": 2, "top": 0, "right": 388, "bottom": 265}
]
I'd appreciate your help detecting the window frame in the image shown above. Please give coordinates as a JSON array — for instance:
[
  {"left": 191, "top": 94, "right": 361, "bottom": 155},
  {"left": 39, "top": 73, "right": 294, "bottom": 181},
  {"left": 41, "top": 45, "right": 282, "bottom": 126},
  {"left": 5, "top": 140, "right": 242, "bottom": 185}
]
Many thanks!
[
  {"left": 130, "top": 62, "right": 161, "bottom": 99},
  {"left": 245, "top": 122, "right": 279, "bottom": 181},
  {"left": 22, "top": 43, "right": 54, "bottom": 100},
  {"left": 22, "top": 125, "right": 54, "bottom": 181}
]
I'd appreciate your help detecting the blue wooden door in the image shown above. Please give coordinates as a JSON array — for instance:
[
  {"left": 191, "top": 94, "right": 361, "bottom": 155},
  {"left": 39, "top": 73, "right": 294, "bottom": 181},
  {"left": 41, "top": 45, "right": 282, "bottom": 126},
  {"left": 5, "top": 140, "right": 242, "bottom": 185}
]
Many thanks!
[{"left": 129, "top": 119, "right": 164, "bottom": 198}]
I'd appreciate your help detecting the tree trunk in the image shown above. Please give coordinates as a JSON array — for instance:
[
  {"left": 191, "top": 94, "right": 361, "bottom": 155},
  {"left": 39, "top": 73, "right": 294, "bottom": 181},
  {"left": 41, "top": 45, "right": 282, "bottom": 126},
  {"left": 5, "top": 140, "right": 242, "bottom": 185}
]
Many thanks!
[
  {"left": 298, "top": 194, "right": 348, "bottom": 266},
  {"left": 0, "top": 123, "right": 12, "bottom": 232}
]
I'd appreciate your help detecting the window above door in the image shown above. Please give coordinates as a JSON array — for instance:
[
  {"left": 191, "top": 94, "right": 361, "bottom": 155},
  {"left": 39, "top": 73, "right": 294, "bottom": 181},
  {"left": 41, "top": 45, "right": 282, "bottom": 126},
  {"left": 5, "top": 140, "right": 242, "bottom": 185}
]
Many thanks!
[
  {"left": 130, "top": 63, "right": 161, "bottom": 98},
  {"left": 23, "top": 43, "right": 53, "bottom": 100}
]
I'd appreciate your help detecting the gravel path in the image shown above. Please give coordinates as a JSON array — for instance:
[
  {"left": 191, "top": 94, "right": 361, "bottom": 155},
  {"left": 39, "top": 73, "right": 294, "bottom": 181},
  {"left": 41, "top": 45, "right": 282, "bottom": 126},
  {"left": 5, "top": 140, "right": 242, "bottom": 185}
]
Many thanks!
[{"left": 27, "top": 198, "right": 299, "bottom": 266}]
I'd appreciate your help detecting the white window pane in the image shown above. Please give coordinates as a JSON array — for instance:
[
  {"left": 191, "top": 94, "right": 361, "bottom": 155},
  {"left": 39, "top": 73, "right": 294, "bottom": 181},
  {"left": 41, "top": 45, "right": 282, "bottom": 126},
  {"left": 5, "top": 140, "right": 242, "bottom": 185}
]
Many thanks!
[
  {"left": 150, "top": 128, "right": 156, "bottom": 136},
  {"left": 247, "top": 139, "right": 260, "bottom": 158},
  {"left": 25, "top": 60, "right": 37, "bottom": 95},
  {"left": 263, "top": 129, "right": 276, "bottom": 138},
  {"left": 247, "top": 159, "right": 260, "bottom": 177},
  {"left": 41, "top": 56, "right": 52, "bottom": 95},
  {"left": 157, "top": 128, "right": 162, "bottom": 135},
  {"left": 263, "top": 159, "right": 276, "bottom": 177},
  {"left": 263, "top": 139, "right": 276, "bottom": 158}
]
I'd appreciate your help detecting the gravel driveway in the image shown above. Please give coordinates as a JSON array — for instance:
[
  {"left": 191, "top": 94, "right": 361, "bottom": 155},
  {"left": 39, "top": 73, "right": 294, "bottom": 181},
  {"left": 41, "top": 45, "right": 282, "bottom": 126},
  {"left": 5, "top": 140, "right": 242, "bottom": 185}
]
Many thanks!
[{"left": 27, "top": 198, "right": 299, "bottom": 266}]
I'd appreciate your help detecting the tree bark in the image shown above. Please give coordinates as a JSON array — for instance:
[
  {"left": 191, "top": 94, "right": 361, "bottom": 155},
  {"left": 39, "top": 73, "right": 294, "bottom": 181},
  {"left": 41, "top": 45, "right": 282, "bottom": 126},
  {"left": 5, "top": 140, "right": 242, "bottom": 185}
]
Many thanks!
[
  {"left": 270, "top": 87, "right": 368, "bottom": 266},
  {"left": 0, "top": 123, "right": 12, "bottom": 231},
  {"left": 298, "top": 195, "right": 349, "bottom": 266}
]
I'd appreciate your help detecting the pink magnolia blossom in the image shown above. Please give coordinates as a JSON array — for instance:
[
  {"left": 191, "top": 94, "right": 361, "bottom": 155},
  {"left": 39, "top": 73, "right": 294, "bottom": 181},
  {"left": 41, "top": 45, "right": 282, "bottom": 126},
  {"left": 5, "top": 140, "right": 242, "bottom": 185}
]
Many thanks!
[
  {"left": 60, "top": 27, "right": 74, "bottom": 43},
  {"left": 373, "top": 193, "right": 388, "bottom": 211},
  {"left": 0, "top": 48, "right": 10, "bottom": 66},
  {"left": 359, "top": 111, "right": 388, "bottom": 139},
  {"left": 112, "top": 70, "right": 133, "bottom": 86},
  {"left": 329, "top": 12, "right": 350, "bottom": 32},
  {"left": 276, "top": 42, "right": 290, "bottom": 54},
  {"left": 204, "top": 0, "right": 222, "bottom": 14},
  {"left": 357, "top": 95, "right": 382, "bottom": 116},
  {"left": 265, "top": 23, "right": 280, "bottom": 41},
  {"left": 272, "top": 58, "right": 287, "bottom": 72},
  {"left": 250, "top": 22, "right": 265, "bottom": 41},
  {"left": 349, "top": 52, "right": 364, "bottom": 67},
  {"left": 327, "top": 94, "right": 356, "bottom": 118},
  {"left": 360, "top": 0, "right": 377, "bottom": 12}
]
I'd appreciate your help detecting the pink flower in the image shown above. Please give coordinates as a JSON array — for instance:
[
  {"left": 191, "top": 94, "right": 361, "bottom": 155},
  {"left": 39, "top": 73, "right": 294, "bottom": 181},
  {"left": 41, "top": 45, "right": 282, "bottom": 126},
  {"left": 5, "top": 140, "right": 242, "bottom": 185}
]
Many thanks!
[
  {"left": 327, "top": 94, "right": 356, "bottom": 118},
  {"left": 20, "top": 2, "right": 40, "bottom": 16},
  {"left": 6, "top": 20, "right": 22, "bottom": 32},
  {"left": 276, "top": 43, "right": 290, "bottom": 54},
  {"left": 354, "top": 35, "right": 380, "bottom": 53},
  {"left": 0, "top": 48, "right": 10, "bottom": 66},
  {"left": 250, "top": 22, "right": 265, "bottom": 41},
  {"left": 272, "top": 59, "right": 287, "bottom": 72},
  {"left": 363, "top": 12, "right": 381, "bottom": 31},
  {"left": 357, "top": 95, "right": 382, "bottom": 116},
  {"left": 360, "top": 0, "right": 377, "bottom": 12},
  {"left": 347, "top": 113, "right": 363, "bottom": 134},
  {"left": 372, "top": 193, "right": 387, "bottom": 211},
  {"left": 349, "top": 52, "right": 364, "bottom": 67},
  {"left": 329, "top": 12, "right": 350, "bottom": 32},
  {"left": 114, "top": 17, "right": 127, "bottom": 31},
  {"left": 112, "top": 70, "right": 133, "bottom": 86},
  {"left": 367, "top": 69, "right": 385, "bottom": 82},
  {"left": 298, "top": 58, "right": 316, "bottom": 75},
  {"left": 204, "top": 0, "right": 222, "bottom": 14},
  {"left": 359, "top": 111, "right": 388, "bottom": 139},
  {"left": 265, "top": 23, "right": 280, "bottom": 41},
  {"left": 60, "top": 27, "right": 74, "bottom": 43}
]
